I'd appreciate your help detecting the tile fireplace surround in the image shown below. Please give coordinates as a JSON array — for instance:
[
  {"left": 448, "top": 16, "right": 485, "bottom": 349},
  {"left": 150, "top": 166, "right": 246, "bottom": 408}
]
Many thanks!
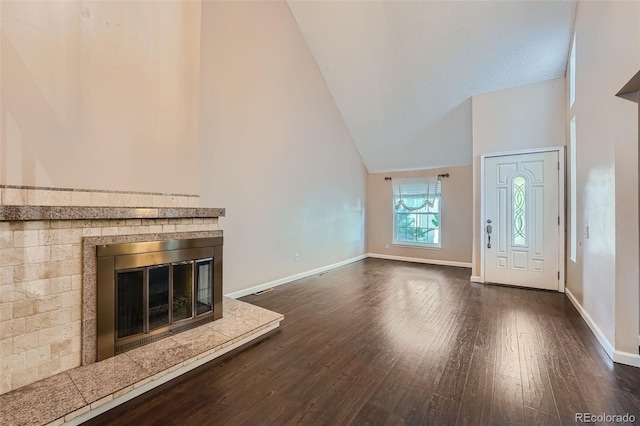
[
  {"left": 0, "top": 185, "right": 232, "bottom": 395},
  {"left": 0, "top": 186, "right": 284, "bottom": 424}
]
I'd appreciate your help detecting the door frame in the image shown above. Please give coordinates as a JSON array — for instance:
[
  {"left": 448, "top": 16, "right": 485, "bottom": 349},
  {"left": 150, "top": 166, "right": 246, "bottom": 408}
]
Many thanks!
[{"left": 480, "top": 146, "right": 566, "bottom": 292}]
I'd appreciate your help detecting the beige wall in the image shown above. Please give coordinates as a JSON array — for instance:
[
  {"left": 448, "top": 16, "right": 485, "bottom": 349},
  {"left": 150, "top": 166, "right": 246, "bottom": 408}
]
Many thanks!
[
  {"left": 567, "top": 0, "right": 639, "bottom": 352},
  {"left": 197, "top": 1, "right": 367, "bottom": 295},
  {"left": 471, "top": 78, "right": 566, "bottom": 279},
  {"left": 367, "top": 166, "right": 472, "bottom": 265},
  {"left": 0, "top": 1, "right": 201, "bottom": 194}
]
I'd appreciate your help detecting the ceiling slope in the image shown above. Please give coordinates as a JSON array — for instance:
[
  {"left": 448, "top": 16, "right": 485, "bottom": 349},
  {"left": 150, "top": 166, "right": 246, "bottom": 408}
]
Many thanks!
[{"left": 288, "top": 0, "right": 576, "bottom": 172}]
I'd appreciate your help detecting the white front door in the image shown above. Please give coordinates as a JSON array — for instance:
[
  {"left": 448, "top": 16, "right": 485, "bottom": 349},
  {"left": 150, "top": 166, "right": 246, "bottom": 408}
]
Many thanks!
[{"left": 484, "top": 151, "right": 560, "bottom": 291}]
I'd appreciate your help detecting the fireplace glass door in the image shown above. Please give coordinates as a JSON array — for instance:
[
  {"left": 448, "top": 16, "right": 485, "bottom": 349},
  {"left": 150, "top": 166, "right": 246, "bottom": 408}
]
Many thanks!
[
  {"left": 148, "top": 265, "right": 170, "bottom": 331},
  {"left": 97, "top": 237, "right": 223, "bottom": 361},
  {"left": 114, "top": 257, "right": 214, "bottom": 343},
  {"left": 196, "top": 260, "right": 213, "bottom": 315}
]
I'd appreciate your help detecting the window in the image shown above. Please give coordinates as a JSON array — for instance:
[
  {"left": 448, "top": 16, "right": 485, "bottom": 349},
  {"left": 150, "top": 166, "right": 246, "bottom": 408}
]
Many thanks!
[
  {"left": 392, "top": 177, "right": 441, "bottom": 248},
  {"left": 512, "top": 176, "right": 527, "bottom": 247}
]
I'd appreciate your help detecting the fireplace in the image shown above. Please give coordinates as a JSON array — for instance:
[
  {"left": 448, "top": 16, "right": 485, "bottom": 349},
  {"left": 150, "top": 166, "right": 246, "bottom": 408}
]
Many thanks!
[{"left": 96, "top": 237, "right": 223, "bottom": 361}]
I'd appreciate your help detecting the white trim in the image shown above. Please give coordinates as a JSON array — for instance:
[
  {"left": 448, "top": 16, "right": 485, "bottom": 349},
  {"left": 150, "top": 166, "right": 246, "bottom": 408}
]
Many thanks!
[
  {"left": 224, "top": 254, "right": 368, "bottom": 299},
  {"left": 391, "top": 243, "right": 442, "bottom": 250},
  {"left": 367, "top": 253, "right": 472, "bottom": 268},
  {"left": 481, "top": 145, "right": 566, "bottom": 159},
  {"left": 613, "top": 350, "right": 640, "bottom": 368},
  {"left": 480, "top": 146, "right": 566, "bottom": 292},
  {"left": 470, "top": 275, "right": 484, "bottom": 283},
  {"left": 66, "top": 322, "right": 280, "bottom": 425},
  {"left": 565, "top": 288, "right": 614, "bottom": 359}
]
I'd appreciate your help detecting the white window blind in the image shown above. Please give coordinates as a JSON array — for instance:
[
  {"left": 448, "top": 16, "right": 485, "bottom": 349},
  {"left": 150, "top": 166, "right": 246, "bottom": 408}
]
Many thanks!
[{"left": 392, "top": 176, "right": 442, "bottom": 247}]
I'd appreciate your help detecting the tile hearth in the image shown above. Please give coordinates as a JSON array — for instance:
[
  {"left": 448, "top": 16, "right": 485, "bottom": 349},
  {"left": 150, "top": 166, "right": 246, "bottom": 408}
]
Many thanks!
[{"left": 0, "top": 298, "right": 283, "bottom": 426}]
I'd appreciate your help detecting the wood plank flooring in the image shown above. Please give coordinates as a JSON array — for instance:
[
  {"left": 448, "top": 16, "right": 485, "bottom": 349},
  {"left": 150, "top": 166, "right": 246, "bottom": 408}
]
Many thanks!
[{"left": 89, "top": 258, "right": 640, "bottom": 425}]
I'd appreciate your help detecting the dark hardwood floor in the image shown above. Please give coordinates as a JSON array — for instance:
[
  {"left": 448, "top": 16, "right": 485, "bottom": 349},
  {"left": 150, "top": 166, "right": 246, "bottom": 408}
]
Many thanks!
[{"left": 89, "top": 258, "right": 640, "bottom": 425}]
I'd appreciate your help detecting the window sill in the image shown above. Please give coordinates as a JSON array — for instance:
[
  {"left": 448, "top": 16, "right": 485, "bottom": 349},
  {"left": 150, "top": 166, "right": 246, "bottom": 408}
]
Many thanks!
[{"left": 391, "top": 243, "right": 442, "bottom": 250}]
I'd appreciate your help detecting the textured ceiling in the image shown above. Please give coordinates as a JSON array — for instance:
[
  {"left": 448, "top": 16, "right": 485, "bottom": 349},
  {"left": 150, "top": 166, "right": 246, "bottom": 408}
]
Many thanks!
[{"left": 288, "top": 0, "right": 576, "bottom": 172}]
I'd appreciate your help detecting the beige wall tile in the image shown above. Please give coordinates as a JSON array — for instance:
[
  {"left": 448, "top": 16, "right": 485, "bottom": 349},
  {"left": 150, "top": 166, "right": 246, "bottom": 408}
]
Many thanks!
[
  {"left": 71, "top": 275, "right": 81, "bottom": 291},
  {"left": 38, "top": 295, "right": 61, "bottom": 313},
  {"left": 39, "top": 230, "right": 63, "bottom": 246},
  {"left": 100, "top": 226, "right": 119, "bottom": 236},
  {"left": 60, "top": 352, "right": 80, "bottom": 371},
  {"left": 50, "top": 276, "right": 73, "bottom": 294},
  {"left": 71, "top": 191, "right": 91, "bottom": 206},
  {"left": 71, "top": 305, "right": 81, "bottom": 322},
  {"left": 50, "top": 339, "right": 73, "bottom": 357},
  {"left": 0, "top": 338, "right": 12, "bottom": 358},
  {"left": 12, "top": 299, "right": 37, "bottom": 318},
  {"left": 8, "top": 353, "right": 26, "bottom": 371},
  {"left": 0, "top": 284, "right": 25, "bottom": 302},
  {"left": 13, "top": 330, "right": 39, "bottom": 353},
  {"left": 14, "top": 230, "right": 39, "bottom": 248},
  {"left": 0, "top": 248, "right": 25, "bottom": 266},
  {"left": 82, "top": 227, "right": 102, "bottom": 237},
  {"left": 0, "top": 231, "right": 13, "bottom": 249},
  {"left": 12, "top": 264, "right": 46, "bottom": 283},
  {"left": 3, "top": 188, "right": 28, "bottom": 205},
  {"left": 39, "top": 325, "right": 62, "bottom": 346},
  {"left": 37, "top": 357, "right": 61, "bottom": 380},
  {"left": 90, "top": 192, "right": 110, "bottom": 207},
  {"left": 0, "top": 302, "right": 12, "bottom": 321},
  {"left": 28, "top": 189, "right": 51, "bottom": 206},
  {"left": 24, "top": 246, "right": 51, "bottom": 263},
  {"left": 0, "top": 267, "right": 13, "bottom": 286},
  {"left": 49, "top": 308, "right": 72, "bottom": 327},
  {"left": 138, "top": 194, "right": 153, "bottom": 207},
  {"left": 0, "top": 318, "right": 25, "bottom": 339},
  {"left": 25, "top": 312, "right": 51, "bottom": 333},
  {"left": 50, "top": 191, "right": 72, "bottom": 206},
  {"left": 11, "top": 366, "right": 38, "bottom": 388},
  {"left": 50, "top": 245, "right": 73, "bottom": 262},
  {"left": 22, "top": 279, "right": 51, "bottom": 298},
  {"left": 25, "top": 346, "right": 51, "bottom": 368},
  {"left": 60, "top": 228, "right": 82, "bottom": 244},
  {"left": 0, "top": 374, "right": 10, "bottom": 394},
  {"left": 61, "top": 291, "right": 80, "bottom": 309}
]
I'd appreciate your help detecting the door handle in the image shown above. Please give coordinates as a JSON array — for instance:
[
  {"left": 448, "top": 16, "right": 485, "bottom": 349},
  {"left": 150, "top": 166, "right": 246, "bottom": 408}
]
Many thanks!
[{"left": 486, "top": 220, "right": 492, "bottom": 248}]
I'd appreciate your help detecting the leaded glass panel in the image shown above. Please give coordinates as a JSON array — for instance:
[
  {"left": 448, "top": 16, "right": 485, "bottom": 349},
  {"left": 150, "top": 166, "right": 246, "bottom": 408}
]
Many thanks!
[{"left": 513, "top": 176, "right": 527, "bottom": 246}]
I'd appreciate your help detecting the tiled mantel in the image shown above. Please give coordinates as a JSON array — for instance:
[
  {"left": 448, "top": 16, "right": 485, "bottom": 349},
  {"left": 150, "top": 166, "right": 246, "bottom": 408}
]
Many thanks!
[
  {"left": 0, "top": 298, "right": 283, "bottom": 426},
  {"left": 0, "top": 185, "right": 227, "bottom": 397}
]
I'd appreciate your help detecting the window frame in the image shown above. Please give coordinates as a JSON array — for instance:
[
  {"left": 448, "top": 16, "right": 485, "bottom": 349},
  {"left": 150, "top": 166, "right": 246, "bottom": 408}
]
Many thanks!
[{"left": 392, "top": 182, "right": 442, "bottom": 249}]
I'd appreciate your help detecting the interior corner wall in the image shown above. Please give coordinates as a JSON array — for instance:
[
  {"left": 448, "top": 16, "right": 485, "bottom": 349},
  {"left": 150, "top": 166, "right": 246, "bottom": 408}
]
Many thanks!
[
  {"left": 367, "top": 166, "right": 472, "bottom": 265},
  {"left": 0, "top": 1, "right": 201, "bottom": 194},
  {"left": 568, "top": 0, "right": 640, "bottom": 354},
  {"left": 471, "top": 78, "right": 566, "bottom": 279},
  {"left": 197, "top": 1, "right": 367, "bottom": 295}
]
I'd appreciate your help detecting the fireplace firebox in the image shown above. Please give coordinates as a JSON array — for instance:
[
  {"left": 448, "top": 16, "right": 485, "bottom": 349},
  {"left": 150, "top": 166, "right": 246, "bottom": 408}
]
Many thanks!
[{"left": 96, "top": 237, "right": 223, "bottom": 361}]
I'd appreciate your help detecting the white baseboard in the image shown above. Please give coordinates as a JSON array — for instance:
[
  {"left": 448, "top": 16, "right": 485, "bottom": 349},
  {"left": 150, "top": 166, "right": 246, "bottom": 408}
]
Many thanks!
[
  {"left": 470, "top": 275, "right": 483, "bottom": 283},
  {"left": 224, "top": 254, "right": 368, "bottom": 299},
  {"left": 613, "top": 350, "right": 640, "bottom": 368},
  {"left": 565, "top": 288, "right": 615, "bottom": 360},
  {"left": 367, "top": 253, "right": 472, "bottom": 268}
]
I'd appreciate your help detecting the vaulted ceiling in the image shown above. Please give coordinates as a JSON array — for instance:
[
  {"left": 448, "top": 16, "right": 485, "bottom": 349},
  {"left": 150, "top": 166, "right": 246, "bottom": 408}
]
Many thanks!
[{"left": 288, "top": 0, "right": 576, "bottom": 172}]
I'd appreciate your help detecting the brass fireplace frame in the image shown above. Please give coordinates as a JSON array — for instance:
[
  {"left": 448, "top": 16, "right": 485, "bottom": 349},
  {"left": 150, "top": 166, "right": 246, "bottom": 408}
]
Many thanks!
[{"left": 96, "top": 237, "right": 223, "bottom": 361}]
